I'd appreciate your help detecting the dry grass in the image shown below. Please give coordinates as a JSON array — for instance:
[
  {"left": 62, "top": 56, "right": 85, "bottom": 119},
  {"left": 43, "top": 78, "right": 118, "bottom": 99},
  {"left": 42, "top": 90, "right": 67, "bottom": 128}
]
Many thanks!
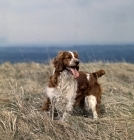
[{"left": 0, "top": 61, "right": 134, "bottom": 140}]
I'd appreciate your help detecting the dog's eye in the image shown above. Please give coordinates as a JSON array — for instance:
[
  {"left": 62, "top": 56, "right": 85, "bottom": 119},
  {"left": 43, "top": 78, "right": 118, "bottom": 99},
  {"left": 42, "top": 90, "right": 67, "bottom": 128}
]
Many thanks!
[{"left": 66, "top": 56, "right": 71, "bottom": 59}]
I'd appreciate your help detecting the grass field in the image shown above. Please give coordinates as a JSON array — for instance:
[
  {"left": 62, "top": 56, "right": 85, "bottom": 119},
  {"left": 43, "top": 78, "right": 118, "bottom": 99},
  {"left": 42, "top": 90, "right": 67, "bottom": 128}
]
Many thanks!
[{"left": 0, "top": 62, "right": 134, "bottom": 140}]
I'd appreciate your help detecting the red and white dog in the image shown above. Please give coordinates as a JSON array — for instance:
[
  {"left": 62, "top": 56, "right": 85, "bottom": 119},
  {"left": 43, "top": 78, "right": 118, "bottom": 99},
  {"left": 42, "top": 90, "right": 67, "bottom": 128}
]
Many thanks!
[
  {"left": 42, "top": 51, "right": 105, "bottom": 120},
  {"left": 42, "top": 51, "right": 80, "bottom": 120}
]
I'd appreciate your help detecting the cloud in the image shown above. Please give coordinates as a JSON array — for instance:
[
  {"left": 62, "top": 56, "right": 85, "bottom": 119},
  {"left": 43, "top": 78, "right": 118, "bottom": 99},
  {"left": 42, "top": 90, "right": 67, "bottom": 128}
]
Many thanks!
[{"left": 1, "top": 0, "right": 134, "bottom": 45}]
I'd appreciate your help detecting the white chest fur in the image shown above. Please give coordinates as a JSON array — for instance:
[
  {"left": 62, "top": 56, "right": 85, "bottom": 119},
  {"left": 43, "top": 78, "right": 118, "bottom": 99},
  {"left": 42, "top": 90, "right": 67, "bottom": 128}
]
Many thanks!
[{"left": 46, "top": 70, "right": 77, "bottom": 114}]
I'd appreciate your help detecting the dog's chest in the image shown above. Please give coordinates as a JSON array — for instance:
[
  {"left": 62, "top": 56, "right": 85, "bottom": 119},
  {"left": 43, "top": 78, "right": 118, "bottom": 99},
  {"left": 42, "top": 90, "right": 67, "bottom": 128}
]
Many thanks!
[
  {"left": 57, "top": 71, "right": 77, "bottom": 95},
  {"left": 46, "top": 71, "right": 77, "bottom": 113},
  {"left": 55, "top": 71, "right": 77, "bottom": 111}
]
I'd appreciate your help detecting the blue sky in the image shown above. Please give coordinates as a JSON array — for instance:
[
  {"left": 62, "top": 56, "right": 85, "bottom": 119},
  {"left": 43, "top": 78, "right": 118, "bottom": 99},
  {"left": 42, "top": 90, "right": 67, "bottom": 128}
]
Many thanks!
[{"left": 1, "top": 0, "right": 134, "bottom": 46}]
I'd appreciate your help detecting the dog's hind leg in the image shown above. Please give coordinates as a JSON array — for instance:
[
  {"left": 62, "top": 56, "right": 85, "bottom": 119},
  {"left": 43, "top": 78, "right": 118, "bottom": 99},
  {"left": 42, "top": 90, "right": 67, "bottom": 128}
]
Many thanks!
[{"left": 85, "top": 95, "right": 98, "bottom": 119}]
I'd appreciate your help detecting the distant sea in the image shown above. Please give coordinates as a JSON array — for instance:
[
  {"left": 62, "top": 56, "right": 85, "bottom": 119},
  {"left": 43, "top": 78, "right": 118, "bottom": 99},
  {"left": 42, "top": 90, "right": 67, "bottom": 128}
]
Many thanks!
[{"left": 0, "top": 45, "right": 134, "bottom": 64}]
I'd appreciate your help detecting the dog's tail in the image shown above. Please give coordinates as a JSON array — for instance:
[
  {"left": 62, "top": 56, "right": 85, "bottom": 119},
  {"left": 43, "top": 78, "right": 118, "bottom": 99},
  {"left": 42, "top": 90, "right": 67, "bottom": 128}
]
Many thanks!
[{"left": 93, "top": 70, "right": 105, "bottom": 79}]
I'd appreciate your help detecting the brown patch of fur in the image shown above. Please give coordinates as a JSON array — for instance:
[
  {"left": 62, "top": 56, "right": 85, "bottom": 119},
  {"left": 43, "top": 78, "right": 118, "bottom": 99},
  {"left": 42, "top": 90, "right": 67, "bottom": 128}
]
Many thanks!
[
  {"left": 48, "top": 72, "right": 60, "bottom": 88},
  {"left": 42, "top": 97, "right": 51, "bottom": 111}
]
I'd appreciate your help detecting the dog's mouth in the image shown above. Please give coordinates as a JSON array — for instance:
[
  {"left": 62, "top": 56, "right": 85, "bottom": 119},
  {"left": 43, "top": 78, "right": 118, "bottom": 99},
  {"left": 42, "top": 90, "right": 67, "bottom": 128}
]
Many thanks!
[{"left": 66, "top": 66, "right": 79, "bottom": 78}]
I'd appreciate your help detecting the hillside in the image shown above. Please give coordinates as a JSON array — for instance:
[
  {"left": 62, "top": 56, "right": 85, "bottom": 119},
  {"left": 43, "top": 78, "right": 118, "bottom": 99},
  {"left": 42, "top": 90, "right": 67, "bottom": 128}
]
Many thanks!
[{"left": 0, "top": 62, "right": 134, "bottom": 140}]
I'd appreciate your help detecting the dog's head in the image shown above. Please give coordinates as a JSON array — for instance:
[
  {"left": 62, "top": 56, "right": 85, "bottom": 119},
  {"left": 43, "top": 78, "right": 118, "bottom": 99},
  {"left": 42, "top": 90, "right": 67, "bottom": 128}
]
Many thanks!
[{"left": 53, "top": 51, "right": 79, "bottom": 78}]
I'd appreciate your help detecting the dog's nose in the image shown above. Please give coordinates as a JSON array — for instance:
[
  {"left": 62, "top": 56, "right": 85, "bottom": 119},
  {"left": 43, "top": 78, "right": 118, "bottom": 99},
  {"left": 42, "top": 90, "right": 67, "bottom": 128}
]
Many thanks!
[{"left": 75, "top": 60, "right": 79, "bottom": 64}]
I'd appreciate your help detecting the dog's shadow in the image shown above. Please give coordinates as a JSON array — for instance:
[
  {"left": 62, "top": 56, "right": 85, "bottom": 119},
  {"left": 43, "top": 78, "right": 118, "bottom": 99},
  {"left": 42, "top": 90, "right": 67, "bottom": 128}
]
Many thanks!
[
  {"left": 72, "top": 104, "right": 106, "bottom": 118},
  {"left": 44, "top": 104, "right": 106, "bottom": 120}
]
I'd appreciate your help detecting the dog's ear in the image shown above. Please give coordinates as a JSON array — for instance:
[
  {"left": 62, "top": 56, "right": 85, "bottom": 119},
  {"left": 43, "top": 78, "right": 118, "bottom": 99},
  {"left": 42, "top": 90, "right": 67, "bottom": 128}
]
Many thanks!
[
  {"left": 52, "top": 52, "right": 64, "bottom": 72},
  {"left": 73, "top": 51, "right": 79, "bottom": 59}
]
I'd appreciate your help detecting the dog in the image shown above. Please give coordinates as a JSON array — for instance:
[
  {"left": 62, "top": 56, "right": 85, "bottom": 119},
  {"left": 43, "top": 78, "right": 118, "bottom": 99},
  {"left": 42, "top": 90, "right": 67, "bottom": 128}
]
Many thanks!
[
  {"left": 42, "top": 51, "right": 80, "bottom": 120},
  {"left": 75, "top": 70, "right": 105, "bottom": 119}
]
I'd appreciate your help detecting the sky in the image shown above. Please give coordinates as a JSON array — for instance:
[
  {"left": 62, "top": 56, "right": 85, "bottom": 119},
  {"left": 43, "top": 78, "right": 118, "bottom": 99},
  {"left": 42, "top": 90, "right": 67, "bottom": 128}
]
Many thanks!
[{"left": 1, "top": 0, "right": 134, "bottom": 46}]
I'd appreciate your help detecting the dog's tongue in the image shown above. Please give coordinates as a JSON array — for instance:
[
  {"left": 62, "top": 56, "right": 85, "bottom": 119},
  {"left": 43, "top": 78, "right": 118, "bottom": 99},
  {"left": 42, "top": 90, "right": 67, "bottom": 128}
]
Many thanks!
[{"left": 70, "top": 68, "right": 79, "bottom": 78}]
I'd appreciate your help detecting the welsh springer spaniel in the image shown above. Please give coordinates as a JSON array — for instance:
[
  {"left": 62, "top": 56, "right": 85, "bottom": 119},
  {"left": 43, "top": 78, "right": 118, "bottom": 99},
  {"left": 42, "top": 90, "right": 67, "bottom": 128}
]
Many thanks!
[
  {"left": 75, "top": 70, "right": 105, "bottom": 119},
  {"left": 42, "top": 51, "right": 105, "bottom": 120},
  {"left": 42, "top": 51, "right": 80, "bottom": 120}
]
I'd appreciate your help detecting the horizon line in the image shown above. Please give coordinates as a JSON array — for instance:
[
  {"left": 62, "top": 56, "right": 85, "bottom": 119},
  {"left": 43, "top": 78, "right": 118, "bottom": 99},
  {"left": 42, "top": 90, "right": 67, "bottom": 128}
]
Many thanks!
[{"left": 1, "top": 43, "right": 134, "bottom": 47}]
